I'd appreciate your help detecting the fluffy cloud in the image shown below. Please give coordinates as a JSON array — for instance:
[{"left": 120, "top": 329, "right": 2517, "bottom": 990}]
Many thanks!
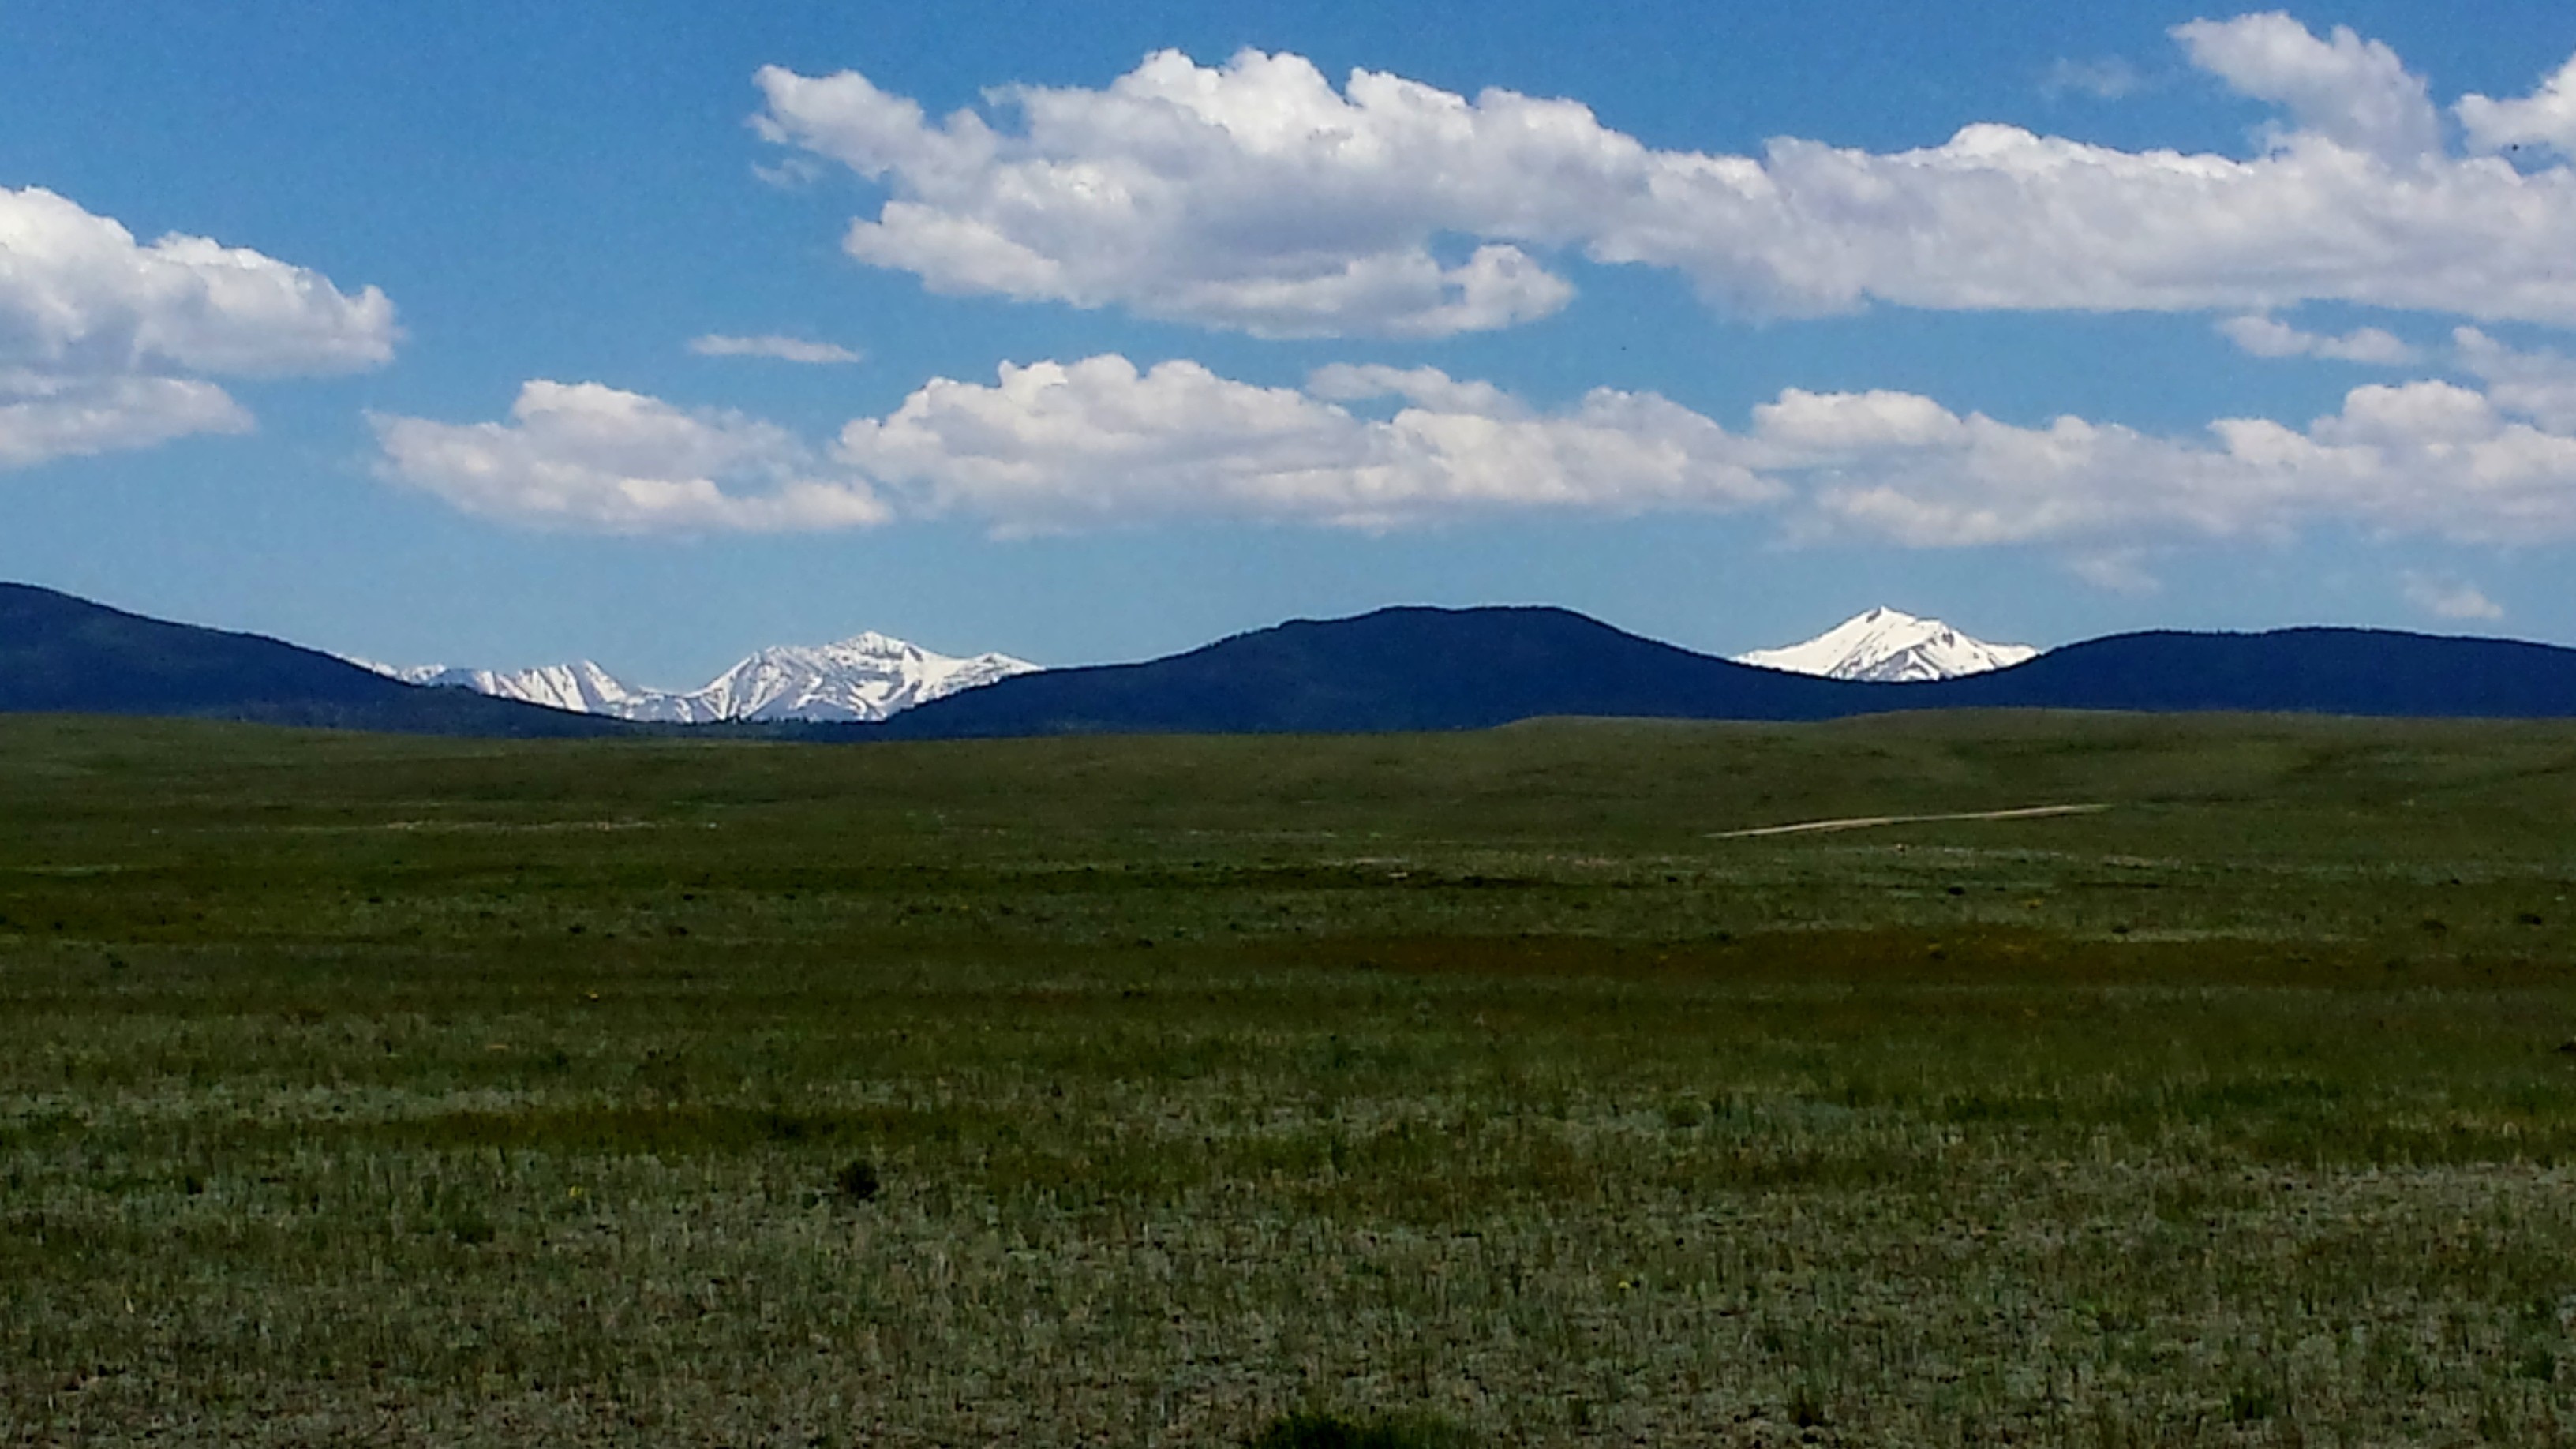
[
  {"left": 379, "top": 351, "right": 2576, "bottom": 556},
  {"left": 2451, "top": 327, "right": 2576, "bottom": 431},
  {"left": 837, "top": 356, "right": 1777, "bottom": 532},
  {"left": 688, "top": 333, "right": 863, "bottom": 365},
  {"left": 2401, "top": 572, "right": 2506, "bottom": 621},
  {"left": 1762, "top": 395, "right": 2243, "bottom": 548},
  {"left": 2217, "top": 314, "right": 2419, "bottom": 365},
  {"left": 0, "top": 188, "right": 397, "bottom": 377},
  {"left": 0, "top": 186, "right": 397, "bottom": 470},
  {"left": 2458, "top": 56, "right": 2576, "bottom": 156},
  {"left": 752, "top": 57, "right": 1577, "bottom": 339},
  {"left": 370, "top": 381, "right": 888, "bottom": 534},
  {"left": 371, "top": 360, "right": 1780, "bottom": 535},
  {"left": 2172, "top": 14, "right": 2439, "bottom": 161},
  {"left": 1304, "top": 362, "right": 1528, "bottom": 417},
  {"left": 756, "top": 17, "right": 2576, "bottom": 336},
  {"left": 0, "top": 376, "right": 250, "bottom": 471},
  {"left": 1785, "top": 376, "right": 2576, "bottom": 549}
]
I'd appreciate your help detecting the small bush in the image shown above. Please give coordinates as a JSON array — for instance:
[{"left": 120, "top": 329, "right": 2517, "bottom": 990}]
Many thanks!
[
  {"left": 2226, "top": 1382, "right": 2275, "bottom": 1423},
  {"left": 834, "top": 1158, "right": 882, "bottom": 1204}
]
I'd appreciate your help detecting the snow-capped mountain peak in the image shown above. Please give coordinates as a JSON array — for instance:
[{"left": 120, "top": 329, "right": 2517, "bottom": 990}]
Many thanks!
[
  {"left": 382, "top": 661, "right": 651, "bottom": 716},
  {"left": 1733, "top": 607, "right": 2038, "bottom": 683},
  {"left": 684, "top": 633, "right": 1036, "bottom": 723},
  {"left": 358, "top": 631, "right": 1039, "bottom": 723}
]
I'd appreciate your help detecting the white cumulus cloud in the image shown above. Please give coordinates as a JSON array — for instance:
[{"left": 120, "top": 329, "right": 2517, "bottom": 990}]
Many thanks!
[
  {"left": 0, "top": 186, "right": 398, "bottom": 470},
  {"left": 0, "top": 375, "right": 251, "bottom": 471},
  {"left": 2400, "top": 572, "right": 2506, "bottom": 621},
  {"left": 1305, "top": 362, "right": 1528, "bottom": 417},
  {"left": 1782, "top": 376, "right": 2576, "bottom": 551},
  {"left": 754, "top": 17, "right": 2576, "bottom": 336},
  {"left": 837, "top": 355, "right": 1778, "bottom": 533},
  {"left": 2459, "top": 55, "right": 2576, "bottom": 157},
  {"left": 2172, "top": 13, "right": 2440, "bottom": 161},
  {"left": 374, "top": 355, "right": 2576, "bottom": 556},
  {"left": 2451, "top": 327, "right": 2576, "bottom": 431},
  {"left": 688, "top": 333, "right": 863, "bottom": 365},
  {"left": 370, "top": 381, "right": 888, "bottom": 534},
  {"left": 2217, "top": 314, "right": 2419, "bottom": 365},
  {"left": 752, "top": 56, "right": 1578, "bottom": 339}
]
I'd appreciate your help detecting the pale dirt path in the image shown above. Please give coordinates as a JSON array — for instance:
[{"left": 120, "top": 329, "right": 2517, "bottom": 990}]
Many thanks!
[{"left": 1711, "top": 803, "right": 2111, "bottom": 839}]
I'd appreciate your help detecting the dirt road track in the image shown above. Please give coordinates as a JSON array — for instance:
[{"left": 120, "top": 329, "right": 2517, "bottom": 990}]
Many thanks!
[{"left": 1712, "top": 803, "right": 2110, "bottom": 839}]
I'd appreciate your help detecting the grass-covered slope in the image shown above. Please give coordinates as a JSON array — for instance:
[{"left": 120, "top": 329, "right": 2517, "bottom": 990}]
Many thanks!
[
  {"left": 0, "top": 582, "right": 623, "bottom": 736},
  {"left": 6, "top": 713, "right": 2576, "bottom": 1443}
]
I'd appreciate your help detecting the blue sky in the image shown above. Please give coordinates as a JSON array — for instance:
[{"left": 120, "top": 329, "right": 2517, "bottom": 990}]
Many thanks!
[{"left": 6, "top": 1, "right": 2576, "bottom": 683}]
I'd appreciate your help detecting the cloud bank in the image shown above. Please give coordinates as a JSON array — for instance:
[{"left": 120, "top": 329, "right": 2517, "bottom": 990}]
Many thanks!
[
  {"left": 374, "top": 343, "right": 2576, "bottom": 555},
  {"left": 837, "top": 356, "right": 1777, "bottom": 532},
  {"left": 373, "top": 12, "right": 2576, "bottom": 564},
  {"left": 370, "top": 380, "right": 887, "bottom": 534},
  {"left": 373, "top": 362, "right": 1776, "bottom": 535},
  {"left": 0, "top": 186, "right": 398, "bottom": 470},
  {"left": 1776, "top": 375, "right": 2576, "bottom": 549},
  {"left": 755, "top": 16, "right": 2576, "bottom": 337}
]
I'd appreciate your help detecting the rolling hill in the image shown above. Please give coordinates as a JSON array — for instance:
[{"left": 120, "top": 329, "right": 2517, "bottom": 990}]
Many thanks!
[
  {"left": 860, "top": 605, "right": 1873, "bottom": 739},
  {"left": 1930, "top": 627, "right": 2576, "bottom": 717},
  {"left": 0, "top": 582, "right": 625, "bottom": 736}
]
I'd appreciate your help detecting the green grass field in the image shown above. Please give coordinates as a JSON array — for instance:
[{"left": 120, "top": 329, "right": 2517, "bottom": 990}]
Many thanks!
[{"left": 6, "top": 710, "right": 2576, "bottom": 1447}]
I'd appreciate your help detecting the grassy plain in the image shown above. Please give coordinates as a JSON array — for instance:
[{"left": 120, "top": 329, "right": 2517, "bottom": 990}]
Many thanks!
[{"left": 4, "top": 710, "right": 2576, "bottom": 1446}]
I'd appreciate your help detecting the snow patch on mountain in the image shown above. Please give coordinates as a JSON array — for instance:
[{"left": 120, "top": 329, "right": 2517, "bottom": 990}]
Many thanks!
[
  {"left": 1735, "top": 608, "right": 2038, "bottom": 683},
  {"left": 358, "top": 632, "right": 1038, "bottom": 723}
]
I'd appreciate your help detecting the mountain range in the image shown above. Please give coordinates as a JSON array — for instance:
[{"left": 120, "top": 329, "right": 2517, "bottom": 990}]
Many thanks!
[
  {"left": 863, "top": 607, "right": 2576, "bottom": 739},
  {"left": 362, "top": 634, "right": 1037, "bottom": 724},
  {"left": 14, "top": 581, "right": 2576, "bottom": 739},
  {"left": 364, "top": 607, "right": 2013, "bottom": 723}
]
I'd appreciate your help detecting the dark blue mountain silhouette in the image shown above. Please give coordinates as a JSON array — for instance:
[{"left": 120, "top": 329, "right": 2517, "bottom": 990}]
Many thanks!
[
  {"left": 0, "top": 582, "right": 621, "bottom": 736},
  {"left": 865, "top": 606, "right": 2576, "bottom": 738},
  {"left": 864, "top": 606, "right": 1865, "bottom": 737},
  {"left": 12, "top": 584, "right": 2576, "bottom": 739},
  {"left": 1929, "top": 627, "right": 2576, "bottom": 717}
]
